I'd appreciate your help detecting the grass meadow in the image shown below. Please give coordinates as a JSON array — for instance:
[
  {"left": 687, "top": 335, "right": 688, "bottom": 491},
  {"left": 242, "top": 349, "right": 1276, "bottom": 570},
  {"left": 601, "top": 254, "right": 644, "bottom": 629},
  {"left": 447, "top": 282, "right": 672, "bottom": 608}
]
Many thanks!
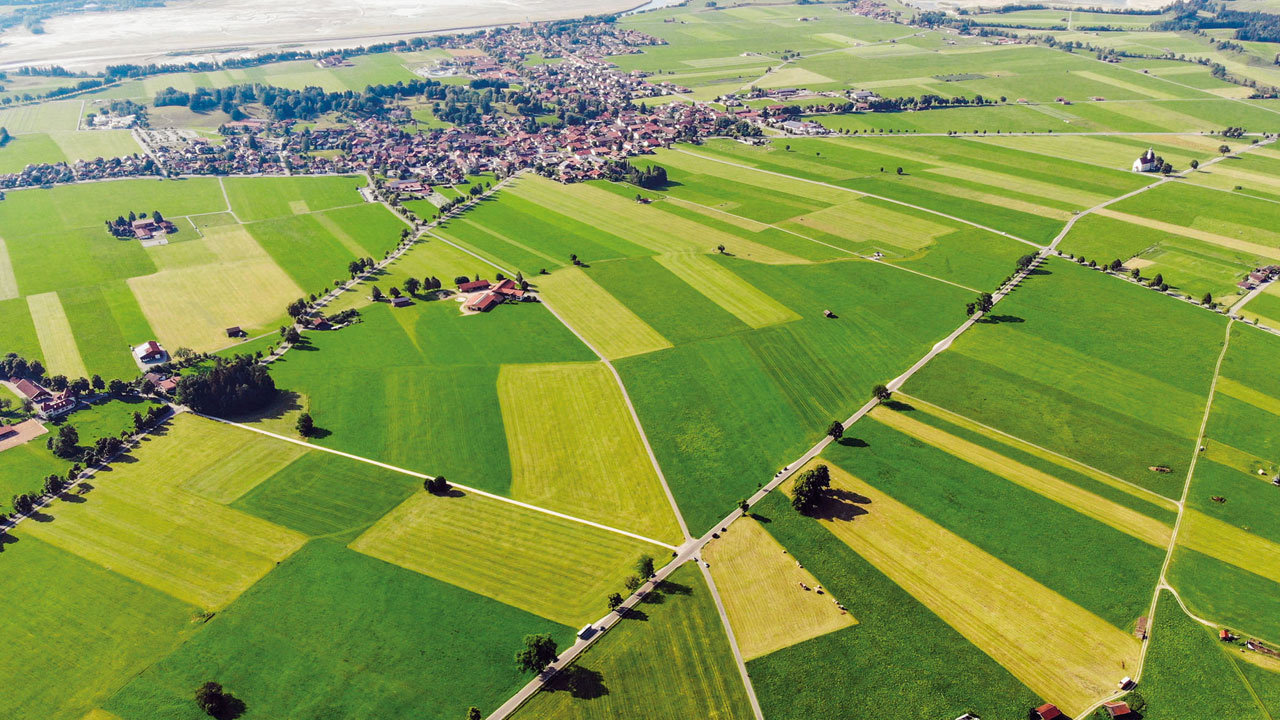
[
  {"left": 1137, "top": 591, "right": 1269, "bottom": 720},
  {"left": 349, "top": 488, "right": 660, "bottom": 628},
  {"left": 1168, "top": 547, "right": 1280, "bottom": 642},
  {"left": 498, "top": 362, "right": 683, "bottom": 543},
  {"left": 704, "top": 516, "right": 856, "bottom": 660},
  {"left": 906, "top": 258, "right": 1226, "bottom": 496},
  {"left": 747, "top": 491, "right": 1043, "bottom": 719},
  {"left": 517, "top": 564, "right": 753, "bottom": 720},
  {"left": 0, "top": 535, "right": 199, "bottom": 720},
  {"left": 618, "top": 257, "right": 971, "bottom": 534},
  {"left": 103, "top": 540, "right": 569, "bottom": 720},
  {"left": 782, "top": 459, "right": 1140, "bottom": 715}
]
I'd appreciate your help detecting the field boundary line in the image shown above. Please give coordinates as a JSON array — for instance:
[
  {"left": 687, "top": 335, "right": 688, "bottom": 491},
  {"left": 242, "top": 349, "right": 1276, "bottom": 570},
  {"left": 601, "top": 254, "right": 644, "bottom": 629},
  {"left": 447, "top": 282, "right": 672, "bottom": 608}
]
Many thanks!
[
  {"left": 193, "top": 411, "right": 678, "bottom": 551},
  {"left": 218, "top": 176, "right": 244, "bottom": 224},
  {"left": 698, "top": 560, "right": 765, "bottom": 720},
  {"left": 674, "top": 147, "right": 1043, "bottom": 248},
  {"left": 893, "top": 391, "right": 1180, "bottom": 511}
]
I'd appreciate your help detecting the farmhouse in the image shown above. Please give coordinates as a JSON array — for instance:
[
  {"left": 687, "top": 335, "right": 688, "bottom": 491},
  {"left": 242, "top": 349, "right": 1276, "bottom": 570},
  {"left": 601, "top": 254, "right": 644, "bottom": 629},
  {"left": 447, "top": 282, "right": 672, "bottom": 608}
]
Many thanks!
[
  {"left": 1133, "top": 148, "right": 1158, "bottom": 173},
  {"left": 9, "top": 377, "right": 76, "bottom": 419},
  {"left": 310, "top": 316, "right": 333, "bottom": 329},
  {"left": 457, "top": 279, "right": 492, "bottom": 293},
  {"left": 1033, "top": 704, "right": 1063, "bottom": 720},
  {"left": 1101, "top": 701, "right": 1132, "bottom": 717},
  {"left": 133, "top": 341, "right": 167, "bottom": 364},
  {"left": 143, "top": 372, "right": 179, "bottom": 395}
]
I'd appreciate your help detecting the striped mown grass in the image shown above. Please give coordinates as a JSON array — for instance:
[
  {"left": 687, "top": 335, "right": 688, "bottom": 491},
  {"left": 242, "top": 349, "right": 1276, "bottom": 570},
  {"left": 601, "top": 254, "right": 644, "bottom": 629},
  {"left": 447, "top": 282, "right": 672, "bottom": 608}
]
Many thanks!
[
  {"left": 785, "top": 458, "right": 1141, "bottom": 716},
  {"left": 655, "top": 253, "right": 800, "bottom": 329},
  {"left": 537, "top": 267, "right": 672, "bottom": 360}
]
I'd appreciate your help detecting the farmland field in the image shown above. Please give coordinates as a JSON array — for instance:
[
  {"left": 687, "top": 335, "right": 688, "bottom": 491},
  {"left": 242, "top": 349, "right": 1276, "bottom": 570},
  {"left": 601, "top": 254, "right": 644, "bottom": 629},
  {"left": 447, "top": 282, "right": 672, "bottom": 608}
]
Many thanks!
[
  {"left": 516, "top": 565, "right": 754, "bottom": 720},
  {"left": 6, "top": 0, "right": 1280, "bottom": 716}
]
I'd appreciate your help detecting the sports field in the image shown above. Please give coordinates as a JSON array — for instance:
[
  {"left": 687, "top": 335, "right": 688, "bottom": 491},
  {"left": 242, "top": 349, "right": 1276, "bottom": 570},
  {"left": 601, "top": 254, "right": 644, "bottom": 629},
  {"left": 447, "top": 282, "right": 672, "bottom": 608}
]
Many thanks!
[
  {"left": 498, "top": 362, "right": 682, "bottom": 543},
  {"left": 785, "top": 459, "right": 1140, "bottom": 715},
  {"left": 517, "top": 565, "right": 754, "bottom": 720},
  {"left": 704, "top": 516, "right": 855, "bottom": 660},
  {"left": 350, "top": 488, "right": 661, "bottom": 627}
]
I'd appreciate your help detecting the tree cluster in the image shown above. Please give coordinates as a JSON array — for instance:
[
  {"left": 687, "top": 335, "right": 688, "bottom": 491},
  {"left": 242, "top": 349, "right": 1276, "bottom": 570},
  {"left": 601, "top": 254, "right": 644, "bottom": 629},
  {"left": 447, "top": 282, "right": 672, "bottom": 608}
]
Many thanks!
[
  {"left": 791, "top": 464, "right": 831, "bottom": 514},
  {"left": 173, "top": 355, "right": 277, "bottom": 416},
  {"left": 604, "top": 159, "right": 669, "bottom": 189}
]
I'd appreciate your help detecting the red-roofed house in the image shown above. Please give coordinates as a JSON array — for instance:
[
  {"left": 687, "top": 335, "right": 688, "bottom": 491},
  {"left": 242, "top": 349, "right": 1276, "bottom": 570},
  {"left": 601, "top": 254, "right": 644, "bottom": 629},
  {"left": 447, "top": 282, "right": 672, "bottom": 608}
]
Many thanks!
[
  {"left": 133, "top": 341, "right": 166, "bottom": 364},
  {"left": 491, "top": 278, "right": 526, "bottom": 300},
  {"left": 1033, "top": 704, "right": 1062, "bottom": 720},
  {"left": 10, "top": 378, "right": 49, "bottom": 403},
  {"left": 9, "top": 377, "right": 75, "bottom": 418},
  {"left": 457, "top": 279, "right": 491, "bottom": 293},
  {"left": 466, "top": 292, "right": 503, "bottom": 313},
  {"left": 1102, "top": 701, "right": 1132, "bottom": 718}
]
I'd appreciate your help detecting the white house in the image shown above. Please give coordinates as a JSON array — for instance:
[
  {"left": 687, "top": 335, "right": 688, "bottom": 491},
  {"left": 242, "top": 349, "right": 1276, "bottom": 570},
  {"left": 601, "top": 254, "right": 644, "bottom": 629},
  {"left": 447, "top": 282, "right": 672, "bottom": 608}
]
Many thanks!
[
  {"left": 133, "top": 341, "right": 167, "bottom": 364},
  {"left": 1133, "top": 148, "right": 1158, "bottom": 172}
]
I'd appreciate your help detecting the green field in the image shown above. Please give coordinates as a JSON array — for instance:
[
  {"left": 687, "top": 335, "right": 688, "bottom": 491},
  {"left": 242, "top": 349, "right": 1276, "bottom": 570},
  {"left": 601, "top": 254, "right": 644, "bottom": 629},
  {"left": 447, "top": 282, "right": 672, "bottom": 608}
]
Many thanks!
[
  {"left": 104, "top": 540, "right": 570, "bottom": 720},
  {"left": 1138, "top": 591, "right": 1270, "bottom": 720},
  {"left": 517, "top": 565, "right": 753, "bottom": 720},
  {"left": 748, "top": 492, "right": 1043, "bottom": 719},
  {"left": 350, "top": 488, "right": 660, "bottom": 628},
  {"left": 907, "top": 258, "right": 1226, "bottom": 496}
]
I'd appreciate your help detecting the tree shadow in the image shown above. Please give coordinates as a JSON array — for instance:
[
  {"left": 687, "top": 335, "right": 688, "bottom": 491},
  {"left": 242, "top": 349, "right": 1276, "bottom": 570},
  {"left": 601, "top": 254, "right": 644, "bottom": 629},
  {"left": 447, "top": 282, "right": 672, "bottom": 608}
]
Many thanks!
[
  {"left": 306, "top": 426, "right": 332, "bottom": 439},
  {"left": 980, "top": 314, "right": 1024, "bottom": 324},
  {"left": 619, "top": 607, "right": 648, "bottom": 622},
  {"left": 807, "top": 489, "right": 871, "bottom": 522},
  {"left": 545, "top": 665, "right": 609, "bottom": 699},
  {"left": 225, "top": 391, "right": 303, "bottom": 426},
  {"left": 58, "top": 492, "right": 86, "bottom": 503},
  {"left": 1026, "top": 267, "right": 1052, "bottom": 276},
  {"left": 28, "top": 511, "right": 54, "bottom": 523},
  {"left": 212, "top": 695, "right": 247, "bottom": 720},
  {"left": 837, "top": 436, "right": 868, "bottom": 448},
  {"left": 0, "top": 533, "right": 19, "bottom": 548},
  {"left": 882, "top": 399, "right": 914, "bottom": 412}
]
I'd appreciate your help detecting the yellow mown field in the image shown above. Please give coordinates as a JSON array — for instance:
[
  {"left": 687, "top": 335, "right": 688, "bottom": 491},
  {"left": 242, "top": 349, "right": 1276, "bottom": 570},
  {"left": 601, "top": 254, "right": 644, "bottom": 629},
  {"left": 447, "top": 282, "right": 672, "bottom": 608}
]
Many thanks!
[
  {"left": 537, "top": 267, "right": 672, "bottom": 360},
  {"left": 704, "top": 516, "right": 855, "bottom": 660},
  {"left": 655, "top": 253, "right": 800, "bottom": 329}
]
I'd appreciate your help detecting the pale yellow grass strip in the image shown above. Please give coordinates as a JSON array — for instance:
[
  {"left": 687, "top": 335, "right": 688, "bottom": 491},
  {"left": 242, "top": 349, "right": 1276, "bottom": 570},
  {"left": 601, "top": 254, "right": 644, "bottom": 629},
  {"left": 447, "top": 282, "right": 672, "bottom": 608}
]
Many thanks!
[
  {"left": 0, "top": 237, "right": 19, "bottom": 300},
  {"left": 1180, "top": 509, "right": 1280, "bottom": 584},
  {"left": 655, "top": 253, "right": 800, "bottom": 329},
  {"left": 508, "top": 174, "right": 810, "bottom": 264},
  {"left": 788, "top": 459, "right": 1141, "bottom": 716},
  {"left": 664, "top": 196, "right": 772, "bottom": 232},
  {"left": 1094, "top": 208, "right": 1280, "bottom": 261},
  {"left": 1216, "top": 376, "right": 1280, "bottom": 417},
  {"left": 312, "top": 212, "right": 372, "bottom": 258},
  {"left": 26, "top": 292, "right": 87, "bottom": 378},
  {"left": 927, "top": 165, "right": 1110, "bottom": 208},
  {"left": 498, "top": 362, "right": 681, "bottom": 544},
  {"left": 537, "top": 267, "right": 672, "bottom": 360},
  {"left": 1202, "top": 438, "right": 1272, "bottom": 477},
  {"left": 897, "top": 392, "right": 1180, "bottom": 511},
  {"left": 704, "top": 517, "right": 856, "bottom": 660},
  {"left": 1071, "top": 70, "right": 1178, "bottom": 100},
  {"left": 871, "top": 407, "right": 1173, "bottom": 547},
  {"left": 912, "top": 173, "right": 1075, "bottom": 220}
]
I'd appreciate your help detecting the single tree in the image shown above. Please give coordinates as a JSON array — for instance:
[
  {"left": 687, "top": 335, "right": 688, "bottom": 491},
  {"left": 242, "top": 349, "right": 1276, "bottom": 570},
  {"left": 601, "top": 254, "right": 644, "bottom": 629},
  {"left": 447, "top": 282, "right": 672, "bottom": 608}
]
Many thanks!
[
  {"left": 896, "top": 166, "right": 904, "bottom": 175},
  {"left": 404, "top": 277, "right": 421, "bottom": 296},
  {"left": 607, "top": 592, "right": 624, "bottom": 611},
  {"left": 194, "top": 682, "right": 229, "bottom": 717},
  {"left": 791, "top": 464, "right": 831, "bottom": 514},
  {"left": 827, "top": 420, "right": 844, "bottom": 440},
  {"left": 624, "top": 574, "right": 643, "bottom": 591},
  {"left": 91, "top": 374, "right": 104, "bottom": 392},
  {"left": 371, "top": 286, "right": 385, "bottom": 302},
  {"left": 636, "top": 555, "right": 655, "bottom": 578},
  {"left": 283, "top": 326, "right": 301, "bottom": 344},
  {"left": 1219, "top": 144, "right": 1231, "bottom": 156},
  {"left": 1190, "top": 159, "right": 1200, "bottom": 170},
  {"left": 468, "top": 708, "right": 483, "bottom": 720},
  {"left": 296, "top": 412, "right": 315, "bottom": 438},
  {"left": 515, "top": 633, "right": 559, "bottom": 674},
  {"left": 872, "top": 383, "right": 891, "bottom": 401},
  {"left": 1202, "top": 292, "right": 1214, "bottom": 306},
  {"left": 1161, "top": 162, "right": 1173, "bottom": 175},
  {"left": 739, "top": 498, "right": 750, "bottom": 515},
  {"left": 1016, "top": 254, "right": 1036, "bottom": 272}
]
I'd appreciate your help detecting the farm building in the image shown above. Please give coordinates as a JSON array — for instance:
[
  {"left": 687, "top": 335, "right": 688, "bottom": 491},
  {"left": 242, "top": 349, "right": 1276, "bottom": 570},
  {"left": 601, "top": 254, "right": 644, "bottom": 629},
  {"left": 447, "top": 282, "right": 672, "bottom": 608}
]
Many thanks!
[
  {"left": 457, "top": 279, "right": 492, "bottom": 293},
  {"left": 1134, "top": 616, "right": 1148, "bottom": 639},
  {"left": 133, "top": 341, "right": 167, "bottom": 364},
  {"left": 1033, "top": 703, "right": 1062, "bottom": 720},
  {"left": 9, "top": 377, "right": 76, "bottom": 419},
  {"left": 1132, "top": 149, "right": 1158, "bottom": 173},
  {"left": 1102, "top": 701, "right": 1132, "bottom": 717},
  {"left": 310, "top": 316, "right": 333, "bottom": 329},
  {"left": 226, "top": 326, "right": 244, "bottom": 338},
  {"left": 466, "top": 292, "right": 503, "bottom": 312},
  {"left": 143, "top": 372, "right": 179, "bottom": 395},
  {"left": 390, "top": 296, "right": 412, "bottom": 308}
]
